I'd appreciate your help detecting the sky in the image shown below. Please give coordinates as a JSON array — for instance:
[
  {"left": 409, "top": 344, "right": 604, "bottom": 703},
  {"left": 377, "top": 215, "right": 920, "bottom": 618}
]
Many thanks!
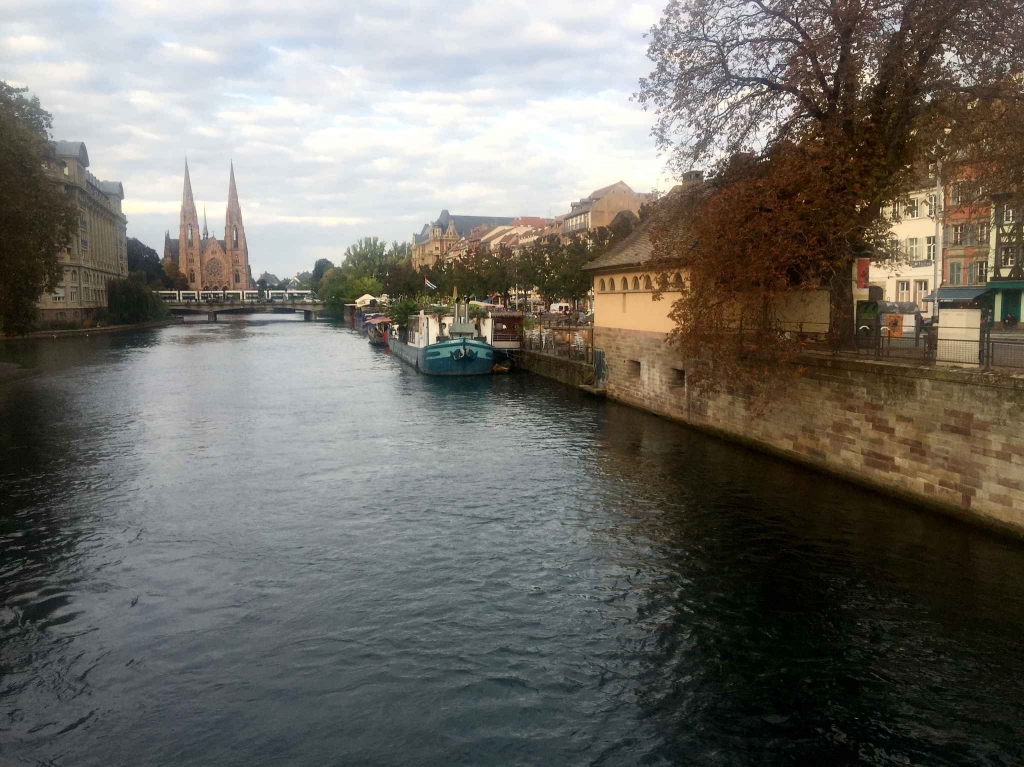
[{"left": 1, "top": 0, "right": 675, "bottom": 279}]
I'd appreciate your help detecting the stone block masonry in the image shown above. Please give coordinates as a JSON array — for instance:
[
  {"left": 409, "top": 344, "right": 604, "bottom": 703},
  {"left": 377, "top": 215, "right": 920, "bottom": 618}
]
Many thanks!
[
  {"left": 519, "top": 351, "right": 596, "bottom": 388},
  {"left": 596, "top": 327, "right": 1024, "bottom": 537}
]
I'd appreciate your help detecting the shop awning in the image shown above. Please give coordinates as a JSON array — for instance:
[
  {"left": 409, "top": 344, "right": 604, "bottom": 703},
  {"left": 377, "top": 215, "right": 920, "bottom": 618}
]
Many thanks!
[
  {"left": 935, "top": 287, "right": 993, "bottom": 302},
  {"left": 987, "top": 281, "right": 1024, "bottom": 290}
]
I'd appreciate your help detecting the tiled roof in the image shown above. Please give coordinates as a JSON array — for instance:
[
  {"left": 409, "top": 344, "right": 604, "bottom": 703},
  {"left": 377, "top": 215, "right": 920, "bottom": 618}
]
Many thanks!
[
  {"left": 582, "top": 219, "right": 654, "bottom": 271},
  {"left": 415, "top": 210, "right": 517, "bottom": 242}
]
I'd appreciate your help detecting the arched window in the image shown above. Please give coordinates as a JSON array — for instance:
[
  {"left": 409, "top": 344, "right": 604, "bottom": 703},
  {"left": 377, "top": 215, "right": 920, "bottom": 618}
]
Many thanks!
[
  {"left": 188, "top": 224, "right": 193, "bottom": 245},
  {"left": 234, "top": 272, "right": 240, "bottom": 284},
  {"left": 71, "top": 270, "right": 78, "bottom": 281},
  {"left": 233, "top": 227, "right": 238, "bottom": 247},
  {"left": 632, "top": 276, "right": 640, "bottom": 290},
  {"left": 599, "top": 279, "right": 606, "bottom": 292},
  {"left": 644, "top": 275, "right": 653, "bottom": 290},
  {"left": 189, "top": 271, "right": 195, "bottom": 282},
  {"left": 620, "top": 277, "right": 628, "bottom": 291},
  {"left": 673, "top": 272, "right": 683, "bottom": 288}
]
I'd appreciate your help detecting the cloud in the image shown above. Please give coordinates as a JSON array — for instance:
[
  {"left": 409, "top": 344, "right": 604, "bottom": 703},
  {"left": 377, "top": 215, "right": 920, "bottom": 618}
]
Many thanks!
[
  {"left": 0, "top": 0, "right": 674, "bottom": 278},
  {"left": 161, "top": 42, "right": 222, "bottom": 64}
]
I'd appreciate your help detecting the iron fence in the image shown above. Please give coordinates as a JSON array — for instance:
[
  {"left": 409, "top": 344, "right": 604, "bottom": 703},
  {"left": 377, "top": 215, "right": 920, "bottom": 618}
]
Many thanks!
[{"left": 851, "top": 325, "right": 1024, "bottom": 371}]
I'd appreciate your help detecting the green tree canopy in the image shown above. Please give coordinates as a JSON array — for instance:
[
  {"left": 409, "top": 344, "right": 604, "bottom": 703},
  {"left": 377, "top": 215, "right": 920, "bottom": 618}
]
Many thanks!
[{"left": 0, "top": 82, "right": 78, "bottom": 334}]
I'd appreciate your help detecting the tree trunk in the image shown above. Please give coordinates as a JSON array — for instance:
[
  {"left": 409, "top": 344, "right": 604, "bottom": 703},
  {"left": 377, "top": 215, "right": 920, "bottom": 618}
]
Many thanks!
[{"left": 829, "top": 259, "right": 856, "bottom": 349}]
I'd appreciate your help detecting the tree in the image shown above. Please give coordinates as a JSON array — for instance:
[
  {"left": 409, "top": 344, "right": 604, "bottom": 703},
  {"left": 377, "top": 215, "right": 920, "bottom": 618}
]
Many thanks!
[
  {"left": 257, "top": 278, "right": 267, "bottom": 297},
  {"left": 311, "top": 258, "right": 334, "bottom": 287},
  {"left": 0, "top": 82, "right": 77, "bottom": 334},
  {"left": 342, "top": 237, "right": 388, "bottom": 279},
  {"left": 162, "top": 259, "right": 189, "bottom": 290},
  {"left": 127, "top": 237, "right": 165, "bottom": 289},
  {"left": 107, "top": 278, "right": 168, "bottom": 324},
  {"left": 637, "top": 0, "right": 1024, "bottom": 388}
]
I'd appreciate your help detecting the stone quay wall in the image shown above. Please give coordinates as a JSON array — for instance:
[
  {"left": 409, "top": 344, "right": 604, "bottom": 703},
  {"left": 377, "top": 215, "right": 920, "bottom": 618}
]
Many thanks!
[
  {"left": 519, "top": 351, "right": 596, "bottom": 389},
  {"left": 596, "top": 326, "right": 1024, "bottom": 536}
]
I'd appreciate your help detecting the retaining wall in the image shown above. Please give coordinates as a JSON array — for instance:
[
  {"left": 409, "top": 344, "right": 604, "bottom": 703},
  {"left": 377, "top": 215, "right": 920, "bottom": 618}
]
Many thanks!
[
  {"left": 519, "top": 351, "right": 596, "bottom": 388},
  {"left": 596, "top": 327, "right": 1024, "bottom": 537}
]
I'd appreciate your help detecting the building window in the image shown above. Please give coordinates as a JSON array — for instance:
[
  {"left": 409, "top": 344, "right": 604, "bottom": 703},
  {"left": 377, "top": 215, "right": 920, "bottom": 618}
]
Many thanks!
[
  {"left": 978, "top": 222, "right": 990, "bottom": 245},
  {"left": 70, "top": 290, "right": 78, "bottom": 301},
  {"left": 626, "top": 360, "right": 641, "bottom": 378},
  {"left": 896, "top": 280, "right": 910, "bottom": 302},
  {"left": 81, "top": 237, "right": 88, "bottom": 250},
  {"left": 890, "top": 200, "right": 900, "bottom": 219},
  {"left": 913, "top": 280, "right": 928, "bottom": 304},
  {"left": 906, "top": 238, "right": 920, "bottom": 260},
  {"left": 79, "top": 217, "right": 87, "bottom": 230},
  {"left": 189, "top": 271, "right": 196, "bottom": 282},
  {"left": 631, "top": 276, "right": 640, "bottom": 290},
  {"left": 598, "top": 279, "right": 606, "bottom": 292},
  {"left": 968, "top": 261, "right": 987, "bottom": 285},
  {"left": 949, "top": 262, "right": 963, "bottom": 285},
  {"left": 188, "top": 224, "right": 193, "bottom": 245},
  {"left": 905, "top": 199, "right": 919, "bottom": 219},
  {"left": 619, "top": 277, "right": 626, "bottom": 291},
  {"left": 233, "top": 227, "right": 238, "bottom": 247},
  {"left": 927, "top": 194, "right": 937, "bottom": 217},
  {"left": 1005, "top": 206, "right": 1017, "bottom": 225},
  {"left": 1001, "top": 247, "right": 1017, "bottom": 268},
  {"left": 644, "top": 275, "right": 653, "bottom": 290},
  {"left": 62, "top": 163, "right": 69, "bottom": 176},
  {"left": 926, "top": 236, "right": 936, "bottom": 260},
  {"left": 234, "top": 272, "right": 240, "bottom": 284},
  {"left": 669, "top": 367, "right": 685, "bottom": 389},
  {"left": 70, "top": 270, "right": 77, "bottom": 281},
  {"left": 951, "top": 225, "right": 966, "bottom": 246}
]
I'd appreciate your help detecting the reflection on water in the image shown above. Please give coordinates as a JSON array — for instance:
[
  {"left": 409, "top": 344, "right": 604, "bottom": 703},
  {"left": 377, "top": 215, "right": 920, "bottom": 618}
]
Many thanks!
[{"left": 1, "top": 320, "right": 1023, "bottom": 766}]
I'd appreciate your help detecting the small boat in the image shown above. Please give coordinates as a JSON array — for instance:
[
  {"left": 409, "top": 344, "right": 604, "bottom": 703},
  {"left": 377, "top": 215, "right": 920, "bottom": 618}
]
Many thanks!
[
  {"left": 389, "top": 303, "right": 495, "bottom": 375},
  {"left": 366, "top": 316, "right": 390, "bottom": 347}
]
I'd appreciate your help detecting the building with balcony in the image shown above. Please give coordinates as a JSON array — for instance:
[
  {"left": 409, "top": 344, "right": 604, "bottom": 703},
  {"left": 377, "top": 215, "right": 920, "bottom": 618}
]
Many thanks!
[{"left": 37, "top": 141, "right": 128, "bottom": 325}]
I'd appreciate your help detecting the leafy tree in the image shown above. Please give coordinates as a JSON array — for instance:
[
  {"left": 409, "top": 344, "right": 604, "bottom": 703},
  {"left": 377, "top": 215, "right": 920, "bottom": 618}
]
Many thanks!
[
  {"left": 127, "top": 237, "right": 165, "bottom": 288},
  {"left": 0, "top": 82, "right": 77, "bottom": 334},
  {"left": 342, "top": 237, "right": 388, "bottom": 279},
  {"left": 311, "top": 258, "right": 334, "bottom": 287},
  {"left": 107, "top": 277, "right": 168, "bottom": 324},
  {"left": 162, "top": 259, "right": 189, "bottom": 290},
  {"left": 257, "top": 278, "right": 267, "bottom": 297},
  {"left": 637, "top": 0, "right": 1024, "bottom": 389}
]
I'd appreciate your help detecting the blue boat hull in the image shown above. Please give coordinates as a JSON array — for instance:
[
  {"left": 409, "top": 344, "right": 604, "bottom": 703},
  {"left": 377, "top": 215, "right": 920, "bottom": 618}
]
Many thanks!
[{"left": 390, "top": 337, "right": 495, "bottom": 375}]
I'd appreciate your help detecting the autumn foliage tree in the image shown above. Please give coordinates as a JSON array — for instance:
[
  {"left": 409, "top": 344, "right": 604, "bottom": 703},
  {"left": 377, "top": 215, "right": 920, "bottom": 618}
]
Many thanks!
[{"left": 637, "top": 0, "right": 1024, "bottom": 393}]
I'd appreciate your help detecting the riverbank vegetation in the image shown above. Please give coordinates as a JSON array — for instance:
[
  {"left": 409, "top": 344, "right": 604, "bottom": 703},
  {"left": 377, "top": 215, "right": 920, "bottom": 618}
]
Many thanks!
[
  {"left": 639, "top": 0, "right": 1024, "bottom": 397},
  {"left": 0, "top": 82, "right": 78, "bottom": 336},
  {"left": 106, "top": 278, "right": 169, "bottom": 325}
]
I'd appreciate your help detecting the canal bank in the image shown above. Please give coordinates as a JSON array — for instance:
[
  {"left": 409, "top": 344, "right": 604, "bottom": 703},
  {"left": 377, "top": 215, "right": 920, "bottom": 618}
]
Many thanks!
[
  {"left": 1, "top": 316, "right": 182, "bottom": 342},
  {"left": 519, "top": 342, "right": 1024, "bottom": 538}
]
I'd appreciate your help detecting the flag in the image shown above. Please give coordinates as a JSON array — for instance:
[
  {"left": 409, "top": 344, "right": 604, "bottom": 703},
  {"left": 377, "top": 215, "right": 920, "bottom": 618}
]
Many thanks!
[{"left": 424, "top": 278, "right": 437, "bottom": 291}]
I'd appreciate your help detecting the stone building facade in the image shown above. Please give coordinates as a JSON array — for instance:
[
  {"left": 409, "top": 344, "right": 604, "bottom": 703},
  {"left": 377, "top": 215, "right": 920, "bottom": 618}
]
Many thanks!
[
  {"left": 561, "top": 181, "right": 648, "bottom": 238},
  {"left": 411, "top": 210, "right": 516, "bottom": 269},
  {"left": 163, "top": 161, "right": 254, "bottom": 290},
  {"left": 36, "top": 141, "right": 128, "bottom": 324}
]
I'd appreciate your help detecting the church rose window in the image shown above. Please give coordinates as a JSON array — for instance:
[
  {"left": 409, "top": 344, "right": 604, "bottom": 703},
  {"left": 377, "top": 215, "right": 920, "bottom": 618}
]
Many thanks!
[{"left": 206, "top": 259, "right": 223, "bottom": 278}]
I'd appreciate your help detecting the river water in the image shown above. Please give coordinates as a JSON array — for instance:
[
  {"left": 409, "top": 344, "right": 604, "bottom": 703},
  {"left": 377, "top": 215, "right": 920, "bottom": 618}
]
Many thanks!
[{"left": 2, "top": 319, "right": 1023, "bottom": 766}]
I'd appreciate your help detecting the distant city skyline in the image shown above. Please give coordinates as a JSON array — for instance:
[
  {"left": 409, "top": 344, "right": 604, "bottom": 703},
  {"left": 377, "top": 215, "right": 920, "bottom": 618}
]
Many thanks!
[{"left": 0, "top": 0, "right": 675, "bottom": 278}]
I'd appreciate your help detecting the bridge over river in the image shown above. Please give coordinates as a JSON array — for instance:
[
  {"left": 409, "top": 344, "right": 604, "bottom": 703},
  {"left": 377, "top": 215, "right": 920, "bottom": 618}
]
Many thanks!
[{"left": 165, "top": 300, "right": 326, "bottom": 322}]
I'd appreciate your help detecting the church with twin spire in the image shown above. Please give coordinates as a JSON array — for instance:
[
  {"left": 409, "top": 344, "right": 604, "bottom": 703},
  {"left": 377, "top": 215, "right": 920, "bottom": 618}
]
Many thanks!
[{"left": 163, "top": 161, "right": 255, "bottom": 290}]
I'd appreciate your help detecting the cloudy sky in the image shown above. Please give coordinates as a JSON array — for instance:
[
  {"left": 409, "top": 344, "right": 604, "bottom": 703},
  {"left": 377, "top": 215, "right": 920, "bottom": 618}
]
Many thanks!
[{"left": 2, "top": 0, "right": 674, "bottom": 279}]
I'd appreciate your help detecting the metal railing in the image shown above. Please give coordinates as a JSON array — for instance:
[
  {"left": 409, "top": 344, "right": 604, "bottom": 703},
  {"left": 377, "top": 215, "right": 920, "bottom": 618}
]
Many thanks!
[{"left": 852, "top": 325, "right": 1024, "bottom": 370}]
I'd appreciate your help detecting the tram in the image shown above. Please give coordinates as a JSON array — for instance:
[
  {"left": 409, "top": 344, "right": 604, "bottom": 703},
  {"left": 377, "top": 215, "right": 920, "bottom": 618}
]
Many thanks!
[{"left": 154, "top": 289, "right": 320, "bottom": 304}]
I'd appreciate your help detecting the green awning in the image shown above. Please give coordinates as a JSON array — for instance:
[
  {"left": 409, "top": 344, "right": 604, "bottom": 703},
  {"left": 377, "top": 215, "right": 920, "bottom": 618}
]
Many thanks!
[
  {"left": 988, "top": 282, "right": 1024, "bottom": 290},
  {"left": 935, "top": 287, "right": 992, "bottom": 301}
]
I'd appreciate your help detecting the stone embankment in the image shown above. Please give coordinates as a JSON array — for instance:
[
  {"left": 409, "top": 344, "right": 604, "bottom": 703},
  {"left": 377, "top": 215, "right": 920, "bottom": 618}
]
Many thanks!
[
  {"left": 525, "top": 329, "right": 1024, "bottom": 538},
  {"left": 1, "top": 317, "right": 182, "bottom": 342}
]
